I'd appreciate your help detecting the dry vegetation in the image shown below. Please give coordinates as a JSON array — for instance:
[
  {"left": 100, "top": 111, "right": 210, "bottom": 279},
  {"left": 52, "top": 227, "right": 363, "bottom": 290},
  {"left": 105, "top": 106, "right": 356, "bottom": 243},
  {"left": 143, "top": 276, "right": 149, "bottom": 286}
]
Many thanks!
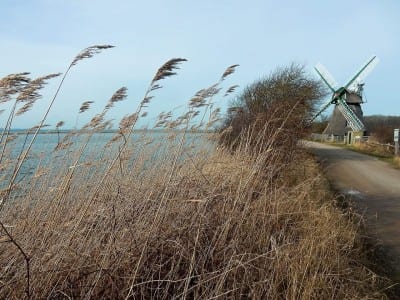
[
  {"left": 351, "top": 140, "right": 395, "bottom": 158},
  {"left": 348, "top": 141, "right": 400, "bottom": 169},
  {"left": 0, "top": 46, "right": 391, "bottom": 298}
]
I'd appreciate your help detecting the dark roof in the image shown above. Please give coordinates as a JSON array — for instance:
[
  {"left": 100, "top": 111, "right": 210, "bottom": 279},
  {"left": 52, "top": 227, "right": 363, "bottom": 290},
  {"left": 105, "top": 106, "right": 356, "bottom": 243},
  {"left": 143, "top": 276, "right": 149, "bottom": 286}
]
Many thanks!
[{"left": 344, "top": 90, "right": 363, "bottom": 104}]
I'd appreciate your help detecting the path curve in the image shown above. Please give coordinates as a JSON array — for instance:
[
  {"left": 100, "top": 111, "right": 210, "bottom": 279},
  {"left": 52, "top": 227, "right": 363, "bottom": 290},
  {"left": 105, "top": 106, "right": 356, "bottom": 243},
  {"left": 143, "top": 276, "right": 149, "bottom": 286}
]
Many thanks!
[{"left": 305, "top": 141, "right": 400, "bottom": 275}]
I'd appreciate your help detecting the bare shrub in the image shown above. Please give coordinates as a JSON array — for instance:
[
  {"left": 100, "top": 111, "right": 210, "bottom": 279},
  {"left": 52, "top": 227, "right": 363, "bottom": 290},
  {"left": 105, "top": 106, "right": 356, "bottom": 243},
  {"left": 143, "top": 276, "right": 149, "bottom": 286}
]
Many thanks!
[{"left": 220, "top": 64, "right": 326, "bottom": 156}]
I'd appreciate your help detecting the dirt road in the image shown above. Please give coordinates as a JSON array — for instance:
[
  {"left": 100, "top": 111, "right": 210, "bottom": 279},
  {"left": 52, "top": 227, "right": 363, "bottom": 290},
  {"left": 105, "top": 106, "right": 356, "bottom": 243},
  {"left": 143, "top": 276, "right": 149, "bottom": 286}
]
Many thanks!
[{"left": 305, "top": 141, "right": 400, "bottom": 275}]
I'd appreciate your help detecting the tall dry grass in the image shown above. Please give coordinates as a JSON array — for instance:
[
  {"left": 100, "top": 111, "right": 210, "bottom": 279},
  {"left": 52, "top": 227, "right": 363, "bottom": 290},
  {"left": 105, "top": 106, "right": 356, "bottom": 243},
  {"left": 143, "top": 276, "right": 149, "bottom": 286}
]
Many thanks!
[{"left": 0, "top": 47, "right": 390, "bottom": 298}]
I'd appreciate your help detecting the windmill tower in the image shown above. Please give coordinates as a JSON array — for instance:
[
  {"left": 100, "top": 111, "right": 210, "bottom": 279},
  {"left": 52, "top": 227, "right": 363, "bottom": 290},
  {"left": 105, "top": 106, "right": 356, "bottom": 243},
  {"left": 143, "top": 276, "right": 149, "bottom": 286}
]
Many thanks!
[{"left": 312, "top": 56, "right": 379, "bottom": 139}]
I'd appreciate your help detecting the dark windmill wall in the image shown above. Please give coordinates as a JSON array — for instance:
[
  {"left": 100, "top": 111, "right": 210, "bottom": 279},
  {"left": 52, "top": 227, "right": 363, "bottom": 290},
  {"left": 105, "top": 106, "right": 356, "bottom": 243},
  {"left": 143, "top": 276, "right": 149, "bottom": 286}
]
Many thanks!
[{"left": 323, "top": 91, "right": 365, "bottom": 136}]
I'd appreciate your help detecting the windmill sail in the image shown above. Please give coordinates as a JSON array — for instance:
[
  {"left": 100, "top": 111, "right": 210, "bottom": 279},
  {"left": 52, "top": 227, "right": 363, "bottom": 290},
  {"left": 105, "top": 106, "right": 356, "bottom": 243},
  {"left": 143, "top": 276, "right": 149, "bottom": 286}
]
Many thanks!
[
  {"left": 337, "top": 98, "right": 365, "bottom": 131},
  {"left": 314, "top": 63, "right": 338, "bottom": 92},
  {"left": 345, "top": 56, "right": 379, "bottom": 92}
]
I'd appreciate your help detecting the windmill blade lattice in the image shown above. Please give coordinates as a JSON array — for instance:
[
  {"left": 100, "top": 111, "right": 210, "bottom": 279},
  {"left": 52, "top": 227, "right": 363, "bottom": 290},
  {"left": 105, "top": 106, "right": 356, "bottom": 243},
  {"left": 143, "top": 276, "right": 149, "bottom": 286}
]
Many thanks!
[{"left": 336, "top": 98, "right": 365, "bottom": 131}]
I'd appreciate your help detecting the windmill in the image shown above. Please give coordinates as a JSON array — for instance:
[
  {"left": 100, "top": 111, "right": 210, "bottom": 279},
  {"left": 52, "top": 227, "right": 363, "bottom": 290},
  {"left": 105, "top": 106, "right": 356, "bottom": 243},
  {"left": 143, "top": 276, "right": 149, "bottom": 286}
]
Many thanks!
[{"left": 312, "top": 56, "right": 379, "bottom": 138}]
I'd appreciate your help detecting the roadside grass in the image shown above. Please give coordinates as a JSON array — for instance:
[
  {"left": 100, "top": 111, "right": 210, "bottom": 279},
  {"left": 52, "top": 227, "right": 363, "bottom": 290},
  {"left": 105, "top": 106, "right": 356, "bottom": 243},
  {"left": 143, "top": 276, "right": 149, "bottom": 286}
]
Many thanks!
[
  {"left": 320, "top": 140, "right": 400, "bottom": 169},
  {"left": 350, "top": 142, "right": 393, "bottom": 158}
]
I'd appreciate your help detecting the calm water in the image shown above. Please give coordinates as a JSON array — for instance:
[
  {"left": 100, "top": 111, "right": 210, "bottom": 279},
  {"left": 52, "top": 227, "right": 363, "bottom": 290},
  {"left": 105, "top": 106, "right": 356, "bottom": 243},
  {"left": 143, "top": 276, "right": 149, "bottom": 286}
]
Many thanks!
[{"left": 0, "top": 130, "right": 213, "bottom": 189}]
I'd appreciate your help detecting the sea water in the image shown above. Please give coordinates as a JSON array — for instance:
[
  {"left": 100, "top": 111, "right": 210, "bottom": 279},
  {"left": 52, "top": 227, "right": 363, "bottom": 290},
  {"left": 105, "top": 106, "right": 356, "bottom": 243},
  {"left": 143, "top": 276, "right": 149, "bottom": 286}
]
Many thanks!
[{"left": 0, "top": 130, "right": 214, "bottom": 190}]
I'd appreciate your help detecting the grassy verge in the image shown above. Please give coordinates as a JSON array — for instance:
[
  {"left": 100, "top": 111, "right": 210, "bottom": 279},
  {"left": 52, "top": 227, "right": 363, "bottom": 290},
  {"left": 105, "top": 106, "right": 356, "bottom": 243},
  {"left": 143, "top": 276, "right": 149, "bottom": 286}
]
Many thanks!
[
  {"left": 350, "top": 143, "right": 400, "bottom": 169},
  {"left": 320, "top": 140, "right": 400, "bottom": 169}
]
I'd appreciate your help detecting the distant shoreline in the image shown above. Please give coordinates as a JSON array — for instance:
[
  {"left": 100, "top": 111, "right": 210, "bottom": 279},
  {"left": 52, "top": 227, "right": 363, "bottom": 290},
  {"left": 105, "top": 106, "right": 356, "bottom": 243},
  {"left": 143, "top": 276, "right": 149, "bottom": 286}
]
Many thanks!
[{"left": 4, "top": 129, "right": 214, "bottom": 135}]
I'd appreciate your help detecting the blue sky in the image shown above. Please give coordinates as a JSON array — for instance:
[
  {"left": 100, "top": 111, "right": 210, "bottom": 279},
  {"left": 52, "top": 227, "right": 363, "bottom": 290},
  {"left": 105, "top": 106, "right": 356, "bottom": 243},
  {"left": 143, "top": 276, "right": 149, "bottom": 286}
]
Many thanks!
[{"left": 1, "top": 0, "right": 399, "bottom": 128}]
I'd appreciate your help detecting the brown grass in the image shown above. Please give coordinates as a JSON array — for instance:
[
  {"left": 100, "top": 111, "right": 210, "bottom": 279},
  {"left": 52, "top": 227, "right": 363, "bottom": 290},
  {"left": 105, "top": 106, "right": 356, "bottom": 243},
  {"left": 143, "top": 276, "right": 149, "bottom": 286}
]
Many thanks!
[
  {"left": 0, "top": 49, "right": 391, "bottom": 298},
  {"left": 0, "top": 138, "right": 389, "bottom": 299},
  {"left": 352, "top": 140, "right": 394, "bottom": 158}
]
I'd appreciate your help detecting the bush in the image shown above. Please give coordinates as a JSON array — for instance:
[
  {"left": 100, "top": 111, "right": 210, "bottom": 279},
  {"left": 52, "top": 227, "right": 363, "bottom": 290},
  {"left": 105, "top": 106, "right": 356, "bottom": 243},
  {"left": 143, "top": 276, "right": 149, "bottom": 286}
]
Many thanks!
[
  {"left": 311, "top": 115, "right": 329, "bottom": 133},
  {"left": 219, "top": 64, "right": 325, "bottom": 157}
]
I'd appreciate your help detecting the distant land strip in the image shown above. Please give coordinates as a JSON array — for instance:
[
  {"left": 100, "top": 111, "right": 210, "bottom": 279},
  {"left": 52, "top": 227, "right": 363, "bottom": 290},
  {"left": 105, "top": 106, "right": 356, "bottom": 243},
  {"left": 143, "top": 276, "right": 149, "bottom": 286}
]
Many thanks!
[{"left": 4, "top": 128, "right": 213, "bottom": 135}]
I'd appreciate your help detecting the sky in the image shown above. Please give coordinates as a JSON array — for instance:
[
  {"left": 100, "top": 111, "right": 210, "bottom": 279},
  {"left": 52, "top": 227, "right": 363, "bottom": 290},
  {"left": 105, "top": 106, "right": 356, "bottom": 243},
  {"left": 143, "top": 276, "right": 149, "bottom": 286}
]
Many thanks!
[{"left": 1, "top": 0, "right": 399, "bottom": 129}]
